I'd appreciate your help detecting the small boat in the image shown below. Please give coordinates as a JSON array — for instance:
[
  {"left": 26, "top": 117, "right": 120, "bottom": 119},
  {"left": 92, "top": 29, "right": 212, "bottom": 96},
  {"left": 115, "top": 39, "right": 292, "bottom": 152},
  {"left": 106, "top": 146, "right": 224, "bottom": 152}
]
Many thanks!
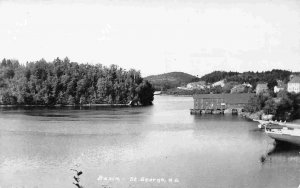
[
  {"left": 254, "top": 119, "right": 271, "bottom": 129},
  {"left": 253, "top": 119, "right": 282, "bottom": 129},
  {"left": 259, "top": 121, "right": 300, "bottom": 146}
]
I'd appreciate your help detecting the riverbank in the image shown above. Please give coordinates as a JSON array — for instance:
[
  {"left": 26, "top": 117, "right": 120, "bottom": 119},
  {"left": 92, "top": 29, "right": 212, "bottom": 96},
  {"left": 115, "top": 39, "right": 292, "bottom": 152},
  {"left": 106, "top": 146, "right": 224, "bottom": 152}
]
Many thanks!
[
  {"left": 240, "top": 111, "right": 264, "bottom": 121},
  {"left": 240, "top": 111, "right": 288, "bottom": 122}
]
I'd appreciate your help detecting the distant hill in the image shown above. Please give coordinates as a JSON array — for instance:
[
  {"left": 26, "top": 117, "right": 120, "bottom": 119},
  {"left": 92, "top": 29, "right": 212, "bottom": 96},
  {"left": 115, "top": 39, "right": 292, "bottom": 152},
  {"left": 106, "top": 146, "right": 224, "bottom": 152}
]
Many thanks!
[
  {"left": 145, "top": 72, "right": 199, "bottom": 90},
  {"left": 146, "top": 69, "right": 294, "bottom": 92}
]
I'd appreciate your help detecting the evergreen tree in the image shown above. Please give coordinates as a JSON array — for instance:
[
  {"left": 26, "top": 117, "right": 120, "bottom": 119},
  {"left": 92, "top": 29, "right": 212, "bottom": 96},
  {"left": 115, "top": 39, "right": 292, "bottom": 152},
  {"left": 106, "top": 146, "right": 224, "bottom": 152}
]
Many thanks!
[{"left": 0, "top": 58, "right": 154, "bottom": 106}]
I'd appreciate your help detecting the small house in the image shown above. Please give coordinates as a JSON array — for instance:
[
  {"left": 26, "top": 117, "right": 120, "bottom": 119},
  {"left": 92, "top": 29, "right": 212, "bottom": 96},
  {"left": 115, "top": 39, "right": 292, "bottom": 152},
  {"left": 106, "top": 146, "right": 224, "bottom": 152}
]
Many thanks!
[
  {"left": 274, "top": 80, "right": 286, "bottom": 93},
  {"left": 212, "top": 80, "right": 225, "bottom": 87},
  {"left": 256, "top": 83, "right": 268, "bottom": 95},
  {"left": 287, "top": 76, "right": 300, "bottom": 93},
  {"left": 192, "top": 93, "right": 255, "bottom": 112}
]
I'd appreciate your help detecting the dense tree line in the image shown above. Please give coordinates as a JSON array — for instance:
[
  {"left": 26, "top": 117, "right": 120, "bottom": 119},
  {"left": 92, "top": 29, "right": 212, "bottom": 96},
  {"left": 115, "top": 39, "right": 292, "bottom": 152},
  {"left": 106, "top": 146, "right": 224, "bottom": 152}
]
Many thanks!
[
  {"left": 226, "top": 70, "right": 291, "bottom": 89},
  {"left": 244, "top": 91, "right": 300, "bottom": 121},
  {"left": 0, "top": 58, "right": 154, "bottom": 106},
  {"left": 200, "top": 71, "right": 239, "bottom": 84}
]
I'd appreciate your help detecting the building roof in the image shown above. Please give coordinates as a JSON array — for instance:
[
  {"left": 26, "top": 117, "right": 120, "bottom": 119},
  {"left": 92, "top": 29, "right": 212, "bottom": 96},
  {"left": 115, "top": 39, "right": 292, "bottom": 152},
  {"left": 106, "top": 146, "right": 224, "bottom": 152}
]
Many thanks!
[
  {"left": 289, "top": 76, "right": 300, "bottom": 84},
  {"left": 193, "top": 93, "right": 255, "bottom": 104}
]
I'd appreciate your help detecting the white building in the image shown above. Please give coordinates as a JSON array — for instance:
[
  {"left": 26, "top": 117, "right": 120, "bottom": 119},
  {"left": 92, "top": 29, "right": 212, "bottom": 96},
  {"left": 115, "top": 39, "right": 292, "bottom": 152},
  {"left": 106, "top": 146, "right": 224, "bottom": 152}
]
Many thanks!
[
  {"left": 274, "top": 86, "right": 284, "bottom": 93},
  {"left": 242, "top": 82, "right": 252, "bottom": 88},
  {"left": 274, "top": 80, "right": 286, "bottom": 93},
  {"left": 287, "top": 76, "right": 300, "bottom": 93},
  {"left": 212, "top": 80, "right": 225, "bottom": 87}
]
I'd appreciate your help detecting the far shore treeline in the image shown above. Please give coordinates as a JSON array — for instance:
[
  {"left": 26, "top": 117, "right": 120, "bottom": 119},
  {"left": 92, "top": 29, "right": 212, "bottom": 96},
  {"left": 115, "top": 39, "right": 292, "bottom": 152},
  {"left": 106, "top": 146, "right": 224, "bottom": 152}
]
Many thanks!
[
  {"left": 0, "top": 58, "right": 154, "bottom": 106},
  {"left": 145, "top": 70, "right": 296, "bottom": 94}
]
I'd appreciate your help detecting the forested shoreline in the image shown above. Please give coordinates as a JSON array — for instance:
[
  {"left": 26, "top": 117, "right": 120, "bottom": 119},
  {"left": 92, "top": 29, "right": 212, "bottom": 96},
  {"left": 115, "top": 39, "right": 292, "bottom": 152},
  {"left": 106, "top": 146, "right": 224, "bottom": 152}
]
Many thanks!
[
  {"left": 0, "top": 58, "right": 154, "bottom": 106},
  {"left": 244, "top": 91, "right": 300, "bottom": 121}
]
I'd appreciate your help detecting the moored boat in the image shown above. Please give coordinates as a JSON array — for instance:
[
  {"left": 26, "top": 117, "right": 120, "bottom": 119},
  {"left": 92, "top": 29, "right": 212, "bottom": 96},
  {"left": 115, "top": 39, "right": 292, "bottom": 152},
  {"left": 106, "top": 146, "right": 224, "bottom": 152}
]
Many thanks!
[
  {"left": 253, "top": 119, "right": 283, "bottom": 129},
  {"left": 265, "top": 127, "right": 300, "bottom": 146},
  {"left": 257, "top": 120, "right": 300, "bottom": 146}
]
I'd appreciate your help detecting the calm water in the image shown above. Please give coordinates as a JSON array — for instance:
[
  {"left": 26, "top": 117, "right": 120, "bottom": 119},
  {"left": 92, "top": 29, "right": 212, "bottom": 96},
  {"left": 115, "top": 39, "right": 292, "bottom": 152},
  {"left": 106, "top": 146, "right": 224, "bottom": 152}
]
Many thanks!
[{"left": 0, "top": 96, "right": 300, "bottom": 188}]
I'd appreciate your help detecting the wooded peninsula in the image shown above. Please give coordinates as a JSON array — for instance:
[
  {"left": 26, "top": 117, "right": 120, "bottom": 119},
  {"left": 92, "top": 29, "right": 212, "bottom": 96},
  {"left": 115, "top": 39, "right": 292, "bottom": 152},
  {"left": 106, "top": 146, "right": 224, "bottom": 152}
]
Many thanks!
[{"left": 0, "top": 58, "right": 154, "bottom": 106}]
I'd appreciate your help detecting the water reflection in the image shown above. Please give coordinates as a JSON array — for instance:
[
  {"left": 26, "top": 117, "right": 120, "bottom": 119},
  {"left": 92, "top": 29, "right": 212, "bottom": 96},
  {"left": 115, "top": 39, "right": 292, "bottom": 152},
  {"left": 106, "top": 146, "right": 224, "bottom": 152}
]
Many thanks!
[
  {"left": 267, "top": 142, "right": 300, "bottom": 159},
  {"left": 0, "top": 96, "right": 300, "bottom": 188},
  {"left": 258, "top": 141, "right": 300, "bottom": 168}
]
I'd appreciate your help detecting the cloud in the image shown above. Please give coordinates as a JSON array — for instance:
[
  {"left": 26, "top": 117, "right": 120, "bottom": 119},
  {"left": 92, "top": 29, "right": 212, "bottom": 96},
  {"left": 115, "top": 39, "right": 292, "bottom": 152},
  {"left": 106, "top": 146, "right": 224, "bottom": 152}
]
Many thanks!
[{"left": 0, "top": 0, "right": 300, "bottom": 77}]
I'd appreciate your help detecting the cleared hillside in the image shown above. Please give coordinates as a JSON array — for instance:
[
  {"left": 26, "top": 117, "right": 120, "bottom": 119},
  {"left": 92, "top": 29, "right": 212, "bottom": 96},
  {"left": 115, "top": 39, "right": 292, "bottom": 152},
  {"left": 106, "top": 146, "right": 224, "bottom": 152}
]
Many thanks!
[{"left": 145, "top": 72, "right": 199, "bottom": 90}]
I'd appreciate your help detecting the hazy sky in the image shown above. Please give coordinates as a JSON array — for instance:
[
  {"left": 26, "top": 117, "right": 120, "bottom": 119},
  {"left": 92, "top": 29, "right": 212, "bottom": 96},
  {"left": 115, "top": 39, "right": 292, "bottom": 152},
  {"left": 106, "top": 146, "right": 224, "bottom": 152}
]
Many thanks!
[{"left": 1, "top": 0, "right": 300, "bottom": 77}]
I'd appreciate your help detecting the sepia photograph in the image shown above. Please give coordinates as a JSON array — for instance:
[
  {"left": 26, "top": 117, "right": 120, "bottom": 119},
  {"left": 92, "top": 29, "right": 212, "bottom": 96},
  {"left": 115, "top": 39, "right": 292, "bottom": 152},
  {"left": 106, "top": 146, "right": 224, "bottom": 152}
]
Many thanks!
[{"left": 1, "top": 0, "right": 300, "bottom": 187}]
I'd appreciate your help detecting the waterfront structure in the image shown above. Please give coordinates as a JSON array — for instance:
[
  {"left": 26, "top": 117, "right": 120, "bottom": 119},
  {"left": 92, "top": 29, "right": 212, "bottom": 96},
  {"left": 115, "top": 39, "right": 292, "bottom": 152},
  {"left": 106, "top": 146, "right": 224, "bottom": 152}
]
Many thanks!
[
  {"left": 256, "top": 83, "right": 268, "bottom": 95},
  {"left": 287, "top": 76, "right": 300, "bottom": 93},
  {"left": 191, "top": 93, "right": 255, "bottom": 114}
]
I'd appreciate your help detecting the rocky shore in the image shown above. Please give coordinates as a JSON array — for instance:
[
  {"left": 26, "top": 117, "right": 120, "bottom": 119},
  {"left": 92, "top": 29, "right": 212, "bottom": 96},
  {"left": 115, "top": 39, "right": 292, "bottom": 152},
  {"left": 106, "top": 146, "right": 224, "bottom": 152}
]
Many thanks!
[{"left": 240, "top": 111, "right": 274, "bottom": 121}]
